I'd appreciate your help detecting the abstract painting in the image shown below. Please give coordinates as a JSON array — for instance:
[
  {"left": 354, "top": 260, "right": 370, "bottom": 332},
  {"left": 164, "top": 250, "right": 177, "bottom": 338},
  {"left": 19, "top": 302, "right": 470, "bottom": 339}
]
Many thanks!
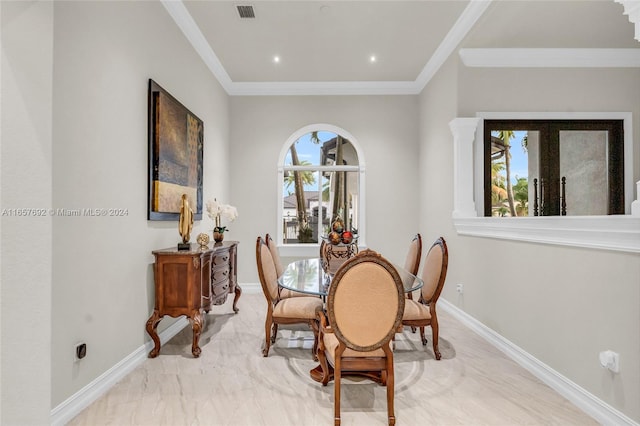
[{"left": 148, "top": 79, "right": 203, "bottom": 221}]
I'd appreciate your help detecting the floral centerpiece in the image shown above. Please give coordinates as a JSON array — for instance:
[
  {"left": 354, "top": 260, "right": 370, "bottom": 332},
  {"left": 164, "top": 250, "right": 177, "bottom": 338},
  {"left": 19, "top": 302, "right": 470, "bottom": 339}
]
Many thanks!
[{"left": 206, "top": 198, "right": 238, "bottom": 242}]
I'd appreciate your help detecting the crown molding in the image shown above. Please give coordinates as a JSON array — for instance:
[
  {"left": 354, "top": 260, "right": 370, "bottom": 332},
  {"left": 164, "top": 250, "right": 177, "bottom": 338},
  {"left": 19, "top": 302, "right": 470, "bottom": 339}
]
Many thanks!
[
  {"left": 160, "top": 0, "right": 233, "bottom": 90},
  {"left": 615, "top": 0, "right": 640, "bottom": 41},
  {"left": 459, "top": 48, "right": 640, "bottom": 68},
  {"left": 415, "top": 0, "right": 493, "bottom": 89},
  {"left": 161, "top": 0, "right": 492, "bottom": 96},
  {"left": 227, "top": 80, "right": 420, "bottom": 96}
]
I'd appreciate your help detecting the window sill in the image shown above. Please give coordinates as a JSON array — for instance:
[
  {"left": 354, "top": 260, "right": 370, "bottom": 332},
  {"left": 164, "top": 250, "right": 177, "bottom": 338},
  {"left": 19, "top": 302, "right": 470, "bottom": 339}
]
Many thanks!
[{"left": 452, "top": 215, "right": 640, "bottom": 253}]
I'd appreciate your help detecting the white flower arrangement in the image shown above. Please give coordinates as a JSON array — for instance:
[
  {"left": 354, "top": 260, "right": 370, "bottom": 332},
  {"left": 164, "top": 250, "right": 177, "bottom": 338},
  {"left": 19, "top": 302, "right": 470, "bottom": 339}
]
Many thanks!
[{"left": 206, "top": 198, "right": 238, "bottom": 233}]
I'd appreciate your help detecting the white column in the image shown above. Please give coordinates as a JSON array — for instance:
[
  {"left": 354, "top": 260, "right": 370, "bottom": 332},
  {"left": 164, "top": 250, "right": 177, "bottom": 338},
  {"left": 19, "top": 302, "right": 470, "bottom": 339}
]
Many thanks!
[
  {"left": 631, "top": 180, "right": 640, "bottom": 216},
  {"left": 449, "top": 117, "right": 480, "bottom": 218}
]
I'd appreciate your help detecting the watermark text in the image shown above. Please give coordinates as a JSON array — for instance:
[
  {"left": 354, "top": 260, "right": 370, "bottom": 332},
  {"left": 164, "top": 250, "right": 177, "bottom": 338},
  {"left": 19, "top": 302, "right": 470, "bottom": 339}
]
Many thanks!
[{"left": 1, "top": 208, "right": 129, "bottom": 217}]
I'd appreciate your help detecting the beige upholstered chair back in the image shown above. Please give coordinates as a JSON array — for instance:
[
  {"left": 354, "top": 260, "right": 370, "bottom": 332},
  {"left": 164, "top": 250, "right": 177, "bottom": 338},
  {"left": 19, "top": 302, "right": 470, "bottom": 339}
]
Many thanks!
[
  {"left": 265, "top": 233, "right": 284, "bottom": 277},
  {"left": 328, "top": 249, "right": 405, "bottom": 351},
  {"left": 420, "top": 237, "right": 448, "bottom": 305},
  {"left": 255, "top": 236, "right": 279, "bottom": 302},
  {"left": 402, "top": 233, "right": 422, "bottom": 276}
]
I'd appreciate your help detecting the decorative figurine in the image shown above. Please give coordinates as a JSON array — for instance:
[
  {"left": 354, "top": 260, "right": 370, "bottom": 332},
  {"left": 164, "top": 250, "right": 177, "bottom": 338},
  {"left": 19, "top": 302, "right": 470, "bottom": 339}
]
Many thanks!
[
  {"left": 196, "top": 232, "right": 210, "bottom": 249},
  {"left": 178, "top": 194, "right": 193, "bottom": 250}
]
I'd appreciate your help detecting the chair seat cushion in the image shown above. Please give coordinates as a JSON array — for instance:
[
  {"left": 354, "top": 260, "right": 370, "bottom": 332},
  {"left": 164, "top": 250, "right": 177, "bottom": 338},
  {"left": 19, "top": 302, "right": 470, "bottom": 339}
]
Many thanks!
[
  {"left": 273, "top": 296, "right": 323, "bottom": 320},
  {"left": 322, "top": 333, "right": 390, "bottom": 363},
  {"left": 402, "top": 299, "right": 431, "bottom": 321}
]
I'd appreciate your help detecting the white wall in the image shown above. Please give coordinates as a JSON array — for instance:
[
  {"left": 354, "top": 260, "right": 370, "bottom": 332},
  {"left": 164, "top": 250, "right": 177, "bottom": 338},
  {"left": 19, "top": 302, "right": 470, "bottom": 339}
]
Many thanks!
[
  {"left": 1, "top": 2, "right": 53, "bottom": 424},
  {"left": 229, "top": 95, "right": 420, "bottom": 284},
  {"left": 419, "top": 8, "right": 640, "bottom": 424},
  {"left": 50, "top": 1, "right": 229, "bottom": 407}
]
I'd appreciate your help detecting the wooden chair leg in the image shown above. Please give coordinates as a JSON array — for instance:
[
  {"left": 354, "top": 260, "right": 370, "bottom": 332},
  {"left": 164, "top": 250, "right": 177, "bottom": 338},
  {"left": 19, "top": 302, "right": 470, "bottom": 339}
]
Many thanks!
[
  {"left": 431, "top": 315, "right": 441, "bottom": 360},
  {"left": 263, "top": 314, "right": 272, "bottom": 357},
  {"left": 379, "top": 370, "right": 387, "bottom": 386},
  {"left": 419, "top": 326, "right": 427, "bottom": 346},
  {"left": 334, "top": 361, "right": 341, "bottom": 426},
  {"left": 387, "top": 357, "right": 395, "bottom": 426},
  {"left": 407, "top": 295, "right": 417, "bottom": 332},
  {"left": 271, "top": 323, "right": 278, "bottom": 344},
  {"left": 310, "top": 319, "right": 319, "bottom": 361},
  {"left": 316, "top": 329, "right": 332, "bottom": 385}
]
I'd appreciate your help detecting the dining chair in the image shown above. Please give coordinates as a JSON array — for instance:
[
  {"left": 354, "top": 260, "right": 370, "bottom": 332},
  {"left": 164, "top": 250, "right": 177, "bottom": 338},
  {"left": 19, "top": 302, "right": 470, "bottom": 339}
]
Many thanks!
[
  {"left": 265, "top": 233, "right": 309, "bottom": 298},
  {"left": 401, "top": 237, "right": 448, "bottom": 360},
  {"left": 255, "top": 236, "right": 323, "bottom": 357},
  {"left": 316, "top": 249, "right": 405, "bottom": 426}
]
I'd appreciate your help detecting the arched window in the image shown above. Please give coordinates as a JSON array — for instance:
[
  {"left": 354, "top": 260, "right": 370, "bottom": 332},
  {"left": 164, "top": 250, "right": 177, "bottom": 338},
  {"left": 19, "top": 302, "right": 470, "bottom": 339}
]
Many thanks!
[{"left": 277, "top": 124, "right": 364, "bottom": 256}]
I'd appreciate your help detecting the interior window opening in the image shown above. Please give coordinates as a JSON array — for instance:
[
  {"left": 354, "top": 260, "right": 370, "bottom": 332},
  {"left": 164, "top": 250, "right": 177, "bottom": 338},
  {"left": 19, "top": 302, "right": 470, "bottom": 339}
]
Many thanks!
[{"left": 484, "top": 120, "right": 624, "bottom": 217}]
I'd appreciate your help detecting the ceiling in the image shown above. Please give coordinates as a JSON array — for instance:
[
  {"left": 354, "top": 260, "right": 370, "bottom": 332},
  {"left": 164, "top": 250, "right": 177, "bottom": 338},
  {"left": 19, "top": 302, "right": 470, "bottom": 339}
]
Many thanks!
[
  {"left": 162, "top": 0, "right": 639, "bottom": 95},
  {"left": 183, "top": 1, "right": 469, "bottom": 83}
]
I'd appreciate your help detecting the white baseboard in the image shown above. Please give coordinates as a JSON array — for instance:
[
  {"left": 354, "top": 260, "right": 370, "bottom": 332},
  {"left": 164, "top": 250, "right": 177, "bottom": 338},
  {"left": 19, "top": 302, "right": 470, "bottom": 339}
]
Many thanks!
[
  {"left": 50, "top": 317, "right": 189, "bottom": 426},
  {"left": 439, "top": 299, "right": 639, "bottom": 426}
]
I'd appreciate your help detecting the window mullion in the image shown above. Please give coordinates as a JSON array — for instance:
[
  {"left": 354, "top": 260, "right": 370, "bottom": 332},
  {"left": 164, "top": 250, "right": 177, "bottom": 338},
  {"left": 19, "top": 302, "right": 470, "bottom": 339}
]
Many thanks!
[{"left": 317, "top": 171, "right": 323, "bottom": 242}]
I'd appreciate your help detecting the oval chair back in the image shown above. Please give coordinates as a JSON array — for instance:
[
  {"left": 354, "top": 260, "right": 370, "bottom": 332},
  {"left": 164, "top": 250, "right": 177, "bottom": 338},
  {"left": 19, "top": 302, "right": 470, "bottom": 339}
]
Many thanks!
[
  {"left": 265, "top": 233, "right": 284, "bottom": 277},
  {"left": 256, "top": 236, "right": 279, "bottom": 302},
  {"left": 420, "top": 237, "right": 448, "bottom": 305},
  {"left": 328, "top": 250, "right": 405, "bottom": 351},
  {"left": 402, "top": 233, "right": 422, "bottom": 277}
]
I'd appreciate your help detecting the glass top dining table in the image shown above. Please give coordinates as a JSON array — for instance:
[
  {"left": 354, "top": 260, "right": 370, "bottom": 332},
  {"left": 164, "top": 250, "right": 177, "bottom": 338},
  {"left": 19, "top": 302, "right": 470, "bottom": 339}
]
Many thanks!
[{"left": 277, "top": 258, "right": 424, "bottom": 297}]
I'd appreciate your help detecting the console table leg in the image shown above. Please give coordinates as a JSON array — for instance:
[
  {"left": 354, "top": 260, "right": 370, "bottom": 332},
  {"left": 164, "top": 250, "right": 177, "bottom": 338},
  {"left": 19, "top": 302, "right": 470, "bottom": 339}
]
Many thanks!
[
  {"left": 146, "top": 310, "right": 162, "bottom": 358},
  {"left": 191, "top": 310, "right": 203, "bottom": 358},
  {"left": 232, "top": 284, "right": 242, "bottom": 313}
]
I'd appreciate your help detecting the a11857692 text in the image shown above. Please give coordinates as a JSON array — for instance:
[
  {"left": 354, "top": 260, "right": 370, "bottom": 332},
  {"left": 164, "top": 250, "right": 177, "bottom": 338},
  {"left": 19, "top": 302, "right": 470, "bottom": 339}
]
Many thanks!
[{"left": 1, "top": 208, "right": 129, "bottom": 217}]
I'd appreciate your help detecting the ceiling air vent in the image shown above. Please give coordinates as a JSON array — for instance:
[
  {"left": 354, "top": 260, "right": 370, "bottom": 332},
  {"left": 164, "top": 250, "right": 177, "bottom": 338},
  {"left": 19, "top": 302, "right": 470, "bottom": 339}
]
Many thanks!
[{"left": 237, "top": 5, "right": 255, "bottom": 19}]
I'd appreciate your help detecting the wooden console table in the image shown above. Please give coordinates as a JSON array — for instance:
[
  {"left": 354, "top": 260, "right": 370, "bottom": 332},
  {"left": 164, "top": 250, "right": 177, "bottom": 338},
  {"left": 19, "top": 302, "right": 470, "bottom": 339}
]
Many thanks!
[{"left": 146, "top": 241, "right": 241, "bottom": 358}]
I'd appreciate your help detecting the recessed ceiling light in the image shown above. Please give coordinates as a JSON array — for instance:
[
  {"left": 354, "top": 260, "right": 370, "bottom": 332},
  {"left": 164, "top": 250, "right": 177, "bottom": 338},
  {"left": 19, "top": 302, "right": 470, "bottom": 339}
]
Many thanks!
[
  {"left": 273, "top": 55, "right": 280, "bottom": 64},
  {"left": 369, "top": 55, "right": 377, "bottom": 63}
]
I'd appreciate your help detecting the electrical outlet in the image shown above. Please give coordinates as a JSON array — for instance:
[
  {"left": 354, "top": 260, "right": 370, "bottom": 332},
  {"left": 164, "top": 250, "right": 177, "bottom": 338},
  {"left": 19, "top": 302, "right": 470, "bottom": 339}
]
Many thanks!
[
  {"left": 75, "top": 343, "right": 87, "bottom": 361},
  {"left": 599, "top": 350, "right": 619, "bottom": 373},
  {"left": 456, "top": 283, "right": 464, "bottom": 294}
]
